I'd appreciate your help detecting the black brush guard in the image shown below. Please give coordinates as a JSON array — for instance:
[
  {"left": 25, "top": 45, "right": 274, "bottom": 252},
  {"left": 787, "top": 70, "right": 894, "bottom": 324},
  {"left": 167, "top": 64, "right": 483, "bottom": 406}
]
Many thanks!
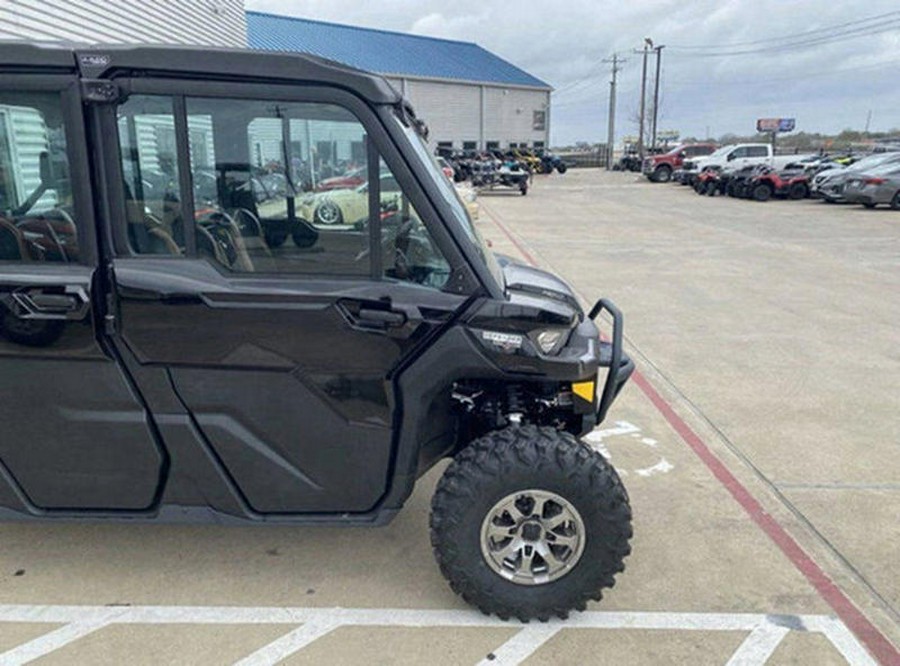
[{"left": 589, "top": 298, "right": 635, "bottom": 422}]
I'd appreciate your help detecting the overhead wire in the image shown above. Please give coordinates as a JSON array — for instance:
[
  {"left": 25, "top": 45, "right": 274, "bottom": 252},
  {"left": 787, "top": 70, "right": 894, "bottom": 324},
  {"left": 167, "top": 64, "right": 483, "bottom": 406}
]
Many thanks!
[{"left": 668, "top": 9, "right": 900, "bottom": 50}]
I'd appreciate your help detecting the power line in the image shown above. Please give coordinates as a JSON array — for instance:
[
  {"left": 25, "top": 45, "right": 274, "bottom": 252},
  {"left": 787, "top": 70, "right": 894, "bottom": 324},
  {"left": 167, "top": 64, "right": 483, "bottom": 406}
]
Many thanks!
[
  {"left": 669, "top": 19, "right": 900, "bottom": 58},
  {"left": 668, "top": 9, "right": 900, "bottom": 50},
  {"left": 665, "top": 56, "right": 900, "bottom": 87}
]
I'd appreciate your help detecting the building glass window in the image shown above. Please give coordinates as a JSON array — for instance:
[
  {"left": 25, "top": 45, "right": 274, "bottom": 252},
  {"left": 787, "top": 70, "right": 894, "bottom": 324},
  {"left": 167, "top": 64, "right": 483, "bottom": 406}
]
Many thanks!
[
  {"left": 532, "top": 110, "right": 546, "bottom": 131},
  {"left": 462, "top": 141, "right": 477, "bottom": 150}
]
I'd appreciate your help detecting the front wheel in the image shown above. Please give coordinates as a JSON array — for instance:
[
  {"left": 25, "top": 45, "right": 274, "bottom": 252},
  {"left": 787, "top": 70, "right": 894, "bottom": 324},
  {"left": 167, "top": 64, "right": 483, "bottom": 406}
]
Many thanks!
[
  {"left": 653, "top": 165, "right": 672, "bottom": 183},
  {"left": 556, "top": 163, "right": 568, "bottom": 174},
  {"left": 430, "top": 426, "right": 632, "bottom": 621},
  {"left": 752, "top": 183, "right": 773, "bottom": 202}
]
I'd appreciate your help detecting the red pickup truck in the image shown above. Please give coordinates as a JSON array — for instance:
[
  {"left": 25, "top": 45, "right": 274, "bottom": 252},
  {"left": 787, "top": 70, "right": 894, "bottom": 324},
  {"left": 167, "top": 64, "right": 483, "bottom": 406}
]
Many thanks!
[{"left": 643, "top": 143, "right": 718, "bottom": 183}]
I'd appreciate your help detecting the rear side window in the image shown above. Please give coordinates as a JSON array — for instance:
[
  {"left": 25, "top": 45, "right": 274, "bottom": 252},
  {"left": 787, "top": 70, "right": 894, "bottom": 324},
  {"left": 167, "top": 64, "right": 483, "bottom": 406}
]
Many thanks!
[
  {"left": 117, "top": 95, "right": 184, "bottom": 256},
  {"left": 747, "top": 146, "right": 769, "bottom": 158},
  {"left": 0, "top": 92, "right": 79, "bottom": 263}
]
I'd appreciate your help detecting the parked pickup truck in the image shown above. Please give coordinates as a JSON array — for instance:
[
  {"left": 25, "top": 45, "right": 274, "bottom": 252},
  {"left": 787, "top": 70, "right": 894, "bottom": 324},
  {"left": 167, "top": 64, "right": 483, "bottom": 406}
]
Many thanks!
[
  {"left": 680, "top": 144, "right": 813, "bottom": 186},
  {"left": 643, "top": 143, "right": 717, "bottom": 182}
]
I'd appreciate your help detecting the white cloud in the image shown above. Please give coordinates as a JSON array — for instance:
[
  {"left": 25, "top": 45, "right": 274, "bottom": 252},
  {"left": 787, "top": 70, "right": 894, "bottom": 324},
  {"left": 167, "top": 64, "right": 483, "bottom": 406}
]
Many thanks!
[{"left": 247, "top": 0, "right": 900, "bottom": 145}]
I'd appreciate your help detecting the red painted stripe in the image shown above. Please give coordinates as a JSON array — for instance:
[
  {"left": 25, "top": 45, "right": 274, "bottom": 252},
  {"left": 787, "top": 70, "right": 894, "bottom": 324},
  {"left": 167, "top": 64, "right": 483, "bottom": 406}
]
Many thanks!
[{"left": 484, "top": 204, "right": 900, "bottom": 665}]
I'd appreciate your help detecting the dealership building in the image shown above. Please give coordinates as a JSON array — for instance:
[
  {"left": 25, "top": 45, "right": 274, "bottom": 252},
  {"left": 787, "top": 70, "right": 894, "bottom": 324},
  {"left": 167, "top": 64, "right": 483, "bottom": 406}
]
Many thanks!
[{"left": 0, "top": 2, "right": 551, "bottom": 151}]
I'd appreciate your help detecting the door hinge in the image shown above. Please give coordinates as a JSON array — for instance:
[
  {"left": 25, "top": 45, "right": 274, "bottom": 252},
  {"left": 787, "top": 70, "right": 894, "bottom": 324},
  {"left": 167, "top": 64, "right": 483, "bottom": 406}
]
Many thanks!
[{"left": 80, "top": 79, "right": 124, "bottom": 105}]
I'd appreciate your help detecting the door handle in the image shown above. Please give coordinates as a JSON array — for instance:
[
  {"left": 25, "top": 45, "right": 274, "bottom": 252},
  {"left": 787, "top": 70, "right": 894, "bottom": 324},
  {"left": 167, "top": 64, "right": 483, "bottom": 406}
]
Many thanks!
[
  {"left": 7, "top": 286, "right": 90, "bottom": 321},
  {"left": 357, "top": 307, "right": 406, "bottom": 327}
]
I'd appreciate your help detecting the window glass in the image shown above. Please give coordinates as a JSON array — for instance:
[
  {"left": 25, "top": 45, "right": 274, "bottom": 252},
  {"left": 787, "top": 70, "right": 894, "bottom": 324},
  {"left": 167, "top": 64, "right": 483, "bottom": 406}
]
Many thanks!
[
  {"left": 462, "top": 141, "right": 477, "bottom": 150},
  {"left": 176, "top": 97, "right": 449, "bottom": 288},
  {"left": 376, "top": 159, "right": 450, "bottom": 289},
  {"left": 0, "top": 91, "right": 78, "bottom": 262},
  {"left": 117, "top": 95, "right": 184, "bottom": 256},
  {"left": 748, "top": 146, "right": 769, "bottom": 158},
  {"left": 730, "top": 147, "right": 748, "bottom": 159}
]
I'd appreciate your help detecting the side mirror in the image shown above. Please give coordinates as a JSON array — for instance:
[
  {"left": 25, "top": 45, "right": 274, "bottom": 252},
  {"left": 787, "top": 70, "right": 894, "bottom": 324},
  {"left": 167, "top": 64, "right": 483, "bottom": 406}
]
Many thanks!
[
  {"left": 727, "top": 153, "right": 736, "bottom": 162},
  {"left": 678, "top": 151, "right": 686, "bottom": 158}
]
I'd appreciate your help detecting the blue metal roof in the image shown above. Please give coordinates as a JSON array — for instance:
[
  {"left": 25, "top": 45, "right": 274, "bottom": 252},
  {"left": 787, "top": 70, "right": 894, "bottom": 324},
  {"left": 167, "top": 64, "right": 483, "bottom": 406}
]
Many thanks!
[{"left": 246, "top": 11, "right": 550, "bottom": 90}]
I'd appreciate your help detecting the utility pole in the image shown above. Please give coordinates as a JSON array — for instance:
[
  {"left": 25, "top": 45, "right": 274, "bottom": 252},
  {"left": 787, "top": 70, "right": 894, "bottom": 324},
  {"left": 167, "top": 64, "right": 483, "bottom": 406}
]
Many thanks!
[
  {"left": 650, "top": 44, "right": 665, "bottom": 150},
  {"left": 602, "top": 54, "right": 624, "bottom": 169},
  {"left": 865, "top": 110, "right": 873, "bottom": 136},
  {"left": 634, "top": 38, "right": 652, "bottom": 162}
]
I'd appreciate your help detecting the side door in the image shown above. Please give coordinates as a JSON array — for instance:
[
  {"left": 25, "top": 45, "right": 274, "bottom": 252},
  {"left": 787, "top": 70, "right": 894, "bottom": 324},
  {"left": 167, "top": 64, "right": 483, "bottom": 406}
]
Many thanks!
[
  {"left": 747, "top": 145, "right": 771, "bottom": 166},
  {"left": 727, "top": 146, "right": 748, "bottom": 169},
  {"left": 104, "top": 81, "right": 474, "bottom": 515},
  {"left": 0, "top": 73, "right": 164, "bottom": 511}
]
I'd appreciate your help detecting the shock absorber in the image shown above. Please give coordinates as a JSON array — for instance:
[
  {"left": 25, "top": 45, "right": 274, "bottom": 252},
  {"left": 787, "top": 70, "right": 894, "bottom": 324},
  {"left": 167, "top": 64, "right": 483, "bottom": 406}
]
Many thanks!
[{"left": 507, "top": 385, "right": 525, "bottom": 425}]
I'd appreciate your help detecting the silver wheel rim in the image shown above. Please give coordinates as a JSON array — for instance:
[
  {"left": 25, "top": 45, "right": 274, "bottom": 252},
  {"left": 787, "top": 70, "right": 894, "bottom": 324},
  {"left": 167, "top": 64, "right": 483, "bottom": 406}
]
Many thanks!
[
  {"left": 480, "top": 489, "right": 585, "bottom": 586},
  {"left": 316, "top": 201, "right": 340, "bottom": 225}
]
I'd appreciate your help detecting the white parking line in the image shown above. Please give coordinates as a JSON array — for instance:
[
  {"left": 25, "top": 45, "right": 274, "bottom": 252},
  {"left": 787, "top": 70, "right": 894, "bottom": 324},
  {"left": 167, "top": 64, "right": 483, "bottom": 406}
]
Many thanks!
[
  {"left": 725, "top": 623, "right": 790, "bottom": 666},
  {"left": 0, "top": 605, "right": 875, "bottom": 666}
]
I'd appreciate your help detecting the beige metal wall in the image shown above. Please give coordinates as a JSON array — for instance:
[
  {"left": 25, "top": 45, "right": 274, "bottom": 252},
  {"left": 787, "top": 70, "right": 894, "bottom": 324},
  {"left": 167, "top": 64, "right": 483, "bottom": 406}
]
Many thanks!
[
  {"left": 0, "top": 0, "right": 247, "bottom": 46},
  {"left": 386, "top": 76, "right": 551, "bottom": 150}
]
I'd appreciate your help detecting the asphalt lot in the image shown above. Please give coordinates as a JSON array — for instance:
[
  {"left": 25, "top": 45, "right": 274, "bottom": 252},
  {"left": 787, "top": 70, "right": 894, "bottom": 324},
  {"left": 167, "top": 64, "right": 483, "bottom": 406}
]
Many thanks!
[{"left": 0, "top": 169, "right": 898, "bottom": 664}]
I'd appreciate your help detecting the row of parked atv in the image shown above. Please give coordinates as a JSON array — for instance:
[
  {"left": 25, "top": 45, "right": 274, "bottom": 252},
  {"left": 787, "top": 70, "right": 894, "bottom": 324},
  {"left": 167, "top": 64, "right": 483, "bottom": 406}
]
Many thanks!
[
  {"left": 682, "top": 151, "right": 900, "bottom": 209},
  {"left": 437, "top": 148, "right": 568, "bottom": 196},
  {"left": 692, "top": 163, "right": 812, "bottom": 201}
]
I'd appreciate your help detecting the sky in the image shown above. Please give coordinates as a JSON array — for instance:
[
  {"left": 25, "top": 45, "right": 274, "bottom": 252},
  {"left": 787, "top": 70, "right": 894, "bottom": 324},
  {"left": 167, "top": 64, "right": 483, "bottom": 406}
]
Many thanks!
[{"left": 245, "top": 0, "right": 900, "bottom": 146}]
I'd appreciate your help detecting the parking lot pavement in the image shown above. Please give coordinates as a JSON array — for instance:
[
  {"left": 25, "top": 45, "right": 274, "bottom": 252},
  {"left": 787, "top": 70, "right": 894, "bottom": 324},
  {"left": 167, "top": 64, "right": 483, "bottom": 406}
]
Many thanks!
[{"left": 0, "top": 171, "right": 896, "bottom": 665}]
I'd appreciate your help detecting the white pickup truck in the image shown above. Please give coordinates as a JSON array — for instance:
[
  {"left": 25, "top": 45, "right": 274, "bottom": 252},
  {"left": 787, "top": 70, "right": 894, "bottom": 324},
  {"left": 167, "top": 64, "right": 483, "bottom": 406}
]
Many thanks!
[{"left": 682, "top": 143, "right": 812, "bottom": 180}]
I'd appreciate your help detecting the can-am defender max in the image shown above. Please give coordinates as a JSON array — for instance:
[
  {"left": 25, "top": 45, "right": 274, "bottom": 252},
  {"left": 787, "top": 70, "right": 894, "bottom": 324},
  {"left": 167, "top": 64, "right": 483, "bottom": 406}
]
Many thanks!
[{"left": 0, "top": 43, "right": 634, "bottom": 621}]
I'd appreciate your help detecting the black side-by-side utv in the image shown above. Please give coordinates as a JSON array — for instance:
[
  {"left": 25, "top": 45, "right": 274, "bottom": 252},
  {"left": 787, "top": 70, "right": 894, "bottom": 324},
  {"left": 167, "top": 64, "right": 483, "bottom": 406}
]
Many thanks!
[{"left": 0, "top": 43, "right": 634, "bottom": 621}]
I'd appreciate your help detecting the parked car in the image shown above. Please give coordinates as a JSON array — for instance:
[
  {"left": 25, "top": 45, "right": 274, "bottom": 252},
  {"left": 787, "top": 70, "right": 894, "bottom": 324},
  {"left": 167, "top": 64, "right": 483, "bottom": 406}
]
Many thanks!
[
  {"left": 298, "top": 172, "right": 401, "bottom": 226},
  {"left": 843, "top": 164, "right": 900, "bottom": 209},
  {"left": 315, "top": 166, "right": 367, "bottom": 192},
  {"left": 643, "top": 142, "right": 717, "bottom": 183},
  {"left": 815, "top": 152, "right": 900, "bottom": 202},
  {"left": 0, "top": 43, "right": 635, "bottom": 622}
]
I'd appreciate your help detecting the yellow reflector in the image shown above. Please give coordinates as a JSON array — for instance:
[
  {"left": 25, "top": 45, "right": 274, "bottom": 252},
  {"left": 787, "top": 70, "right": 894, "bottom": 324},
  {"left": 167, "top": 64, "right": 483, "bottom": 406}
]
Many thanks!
[{"left": 572, "top": 380, "right": 595, "bottom": 402}]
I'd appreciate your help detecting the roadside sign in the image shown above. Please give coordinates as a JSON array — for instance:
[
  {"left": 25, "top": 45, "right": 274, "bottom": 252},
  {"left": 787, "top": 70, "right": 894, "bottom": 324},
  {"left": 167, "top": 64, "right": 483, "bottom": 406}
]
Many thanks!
[{"left": 757, "top": 118, "right": 796, "bottom": 133}]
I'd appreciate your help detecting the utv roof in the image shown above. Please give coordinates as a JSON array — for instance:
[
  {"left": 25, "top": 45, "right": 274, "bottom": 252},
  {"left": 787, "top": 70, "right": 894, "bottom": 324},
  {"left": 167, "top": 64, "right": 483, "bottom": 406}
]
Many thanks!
[{"left": 0, "top": 42, "right": 401, "bottom": 104}]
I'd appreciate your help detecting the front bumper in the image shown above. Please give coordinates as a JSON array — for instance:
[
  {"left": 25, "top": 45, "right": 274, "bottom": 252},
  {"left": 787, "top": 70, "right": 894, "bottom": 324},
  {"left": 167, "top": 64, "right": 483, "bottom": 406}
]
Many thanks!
[{"left": 589, "top": 298, "right": 635, "bottom": 423}]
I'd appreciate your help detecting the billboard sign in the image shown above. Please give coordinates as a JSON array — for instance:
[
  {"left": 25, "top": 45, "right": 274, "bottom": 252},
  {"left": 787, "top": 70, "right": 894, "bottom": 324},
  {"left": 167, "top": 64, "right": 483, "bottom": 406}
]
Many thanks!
[{"left": 757, "top": 117, "right": 796, "bottom": 133}]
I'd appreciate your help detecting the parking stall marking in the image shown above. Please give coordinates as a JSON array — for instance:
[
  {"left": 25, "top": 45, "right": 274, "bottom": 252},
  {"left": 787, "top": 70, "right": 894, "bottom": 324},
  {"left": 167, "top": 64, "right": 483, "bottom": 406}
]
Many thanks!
[
  {"left": 0, "top": 606, "right": 876, "bottom": 666},
  {"left": 583, "top": 420, "right": 675, "bottom": 478},
  {"left": 480, "top": 200, "right": 900, "bottom": 665}
]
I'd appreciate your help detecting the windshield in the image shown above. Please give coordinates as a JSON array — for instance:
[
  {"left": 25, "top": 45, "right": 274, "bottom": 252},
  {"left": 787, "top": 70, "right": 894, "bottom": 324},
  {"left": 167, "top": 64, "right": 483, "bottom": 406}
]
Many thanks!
[
  {"left": 393, "top": 115, "right": 504, "bottom": 289},
  {"left": 849, "top": 152, "right": 900, "bottom": 172}
]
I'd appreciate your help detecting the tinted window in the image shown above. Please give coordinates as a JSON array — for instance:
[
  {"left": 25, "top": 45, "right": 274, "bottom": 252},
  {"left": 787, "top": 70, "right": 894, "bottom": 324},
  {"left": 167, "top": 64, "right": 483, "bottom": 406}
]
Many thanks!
[
  {"left": 747, "top": 146, "right": 770, "bottom": 158},
  {"left": 0, "top": 92, "right": 78, "bottom": 262},
  {"left": 730, "top": 147, "right": 748, "bottom": 159},
  {"left": 117, "top": 95, "right": 184, "bottom": 256}
]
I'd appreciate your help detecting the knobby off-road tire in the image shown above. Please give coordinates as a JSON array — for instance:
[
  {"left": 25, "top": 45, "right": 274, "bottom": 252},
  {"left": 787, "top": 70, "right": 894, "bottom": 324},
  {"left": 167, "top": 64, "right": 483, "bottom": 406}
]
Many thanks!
[{"left": 430, "top": 425, "right": 632, "bottom": 621}]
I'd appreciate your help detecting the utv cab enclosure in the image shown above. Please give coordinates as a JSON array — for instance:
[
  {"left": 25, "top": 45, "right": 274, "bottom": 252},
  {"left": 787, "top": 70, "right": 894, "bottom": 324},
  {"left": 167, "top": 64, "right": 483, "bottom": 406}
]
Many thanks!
[{"left": 0, "top": 43, "right": 633, "bottom": 621}]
